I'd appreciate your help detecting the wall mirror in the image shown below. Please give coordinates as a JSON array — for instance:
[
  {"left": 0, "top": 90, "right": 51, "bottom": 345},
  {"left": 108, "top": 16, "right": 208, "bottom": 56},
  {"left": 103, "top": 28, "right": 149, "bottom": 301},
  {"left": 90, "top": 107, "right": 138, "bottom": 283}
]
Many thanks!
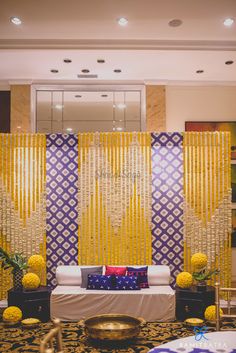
[{"left": 35, "top": 86, "right": 145, "bottom": 133}]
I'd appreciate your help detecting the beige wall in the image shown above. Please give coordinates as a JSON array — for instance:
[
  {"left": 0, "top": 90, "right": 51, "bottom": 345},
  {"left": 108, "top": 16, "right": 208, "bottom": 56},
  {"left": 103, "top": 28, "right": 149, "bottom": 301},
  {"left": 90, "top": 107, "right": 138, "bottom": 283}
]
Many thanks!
[
  {"left": 0, "top": 84, "right": 10, "bottom": 91},
  {"left": 7, "top": 85, "right": 236, "bottom": 133},
  {"left": 11, "top": 84, "right": 31, "bottom": 133},
  {"left": 146, "top": 85, "right": 166, "bottom": 131},
  {"left": 166, "top": 86, "right": 236, "bottom": 132}
]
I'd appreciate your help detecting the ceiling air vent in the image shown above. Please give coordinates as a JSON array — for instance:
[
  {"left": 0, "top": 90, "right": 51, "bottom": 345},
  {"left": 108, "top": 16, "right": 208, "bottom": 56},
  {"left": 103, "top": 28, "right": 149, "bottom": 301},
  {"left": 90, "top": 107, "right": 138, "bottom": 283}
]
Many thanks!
[{"left": 77, "top": 74, "right": 98, "bottom": 78}]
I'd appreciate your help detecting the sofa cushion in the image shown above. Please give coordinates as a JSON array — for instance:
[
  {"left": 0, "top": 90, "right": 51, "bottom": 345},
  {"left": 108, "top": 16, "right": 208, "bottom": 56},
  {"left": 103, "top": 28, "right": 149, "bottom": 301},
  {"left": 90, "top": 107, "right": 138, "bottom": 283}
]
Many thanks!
[
  {"left": 147, "top": 265, "right": 170, "bottom": 286},
  {"left": 127, "top": 266, "right": 149, "bottom": 288},
  {"left": 81, "top": 266, "right": 103, "bottom": 288},
  {"left": 87, "top": 274, "right": 113, "bottom": 290},
  {"left": 114, "top": 275, "right": 140, "bottom": 290},
  {"left": 105, "top": 266, "right": 126, "bottom": 276},
  {"left": 55, "top": 265, "right": 171, "bottom": 286}
]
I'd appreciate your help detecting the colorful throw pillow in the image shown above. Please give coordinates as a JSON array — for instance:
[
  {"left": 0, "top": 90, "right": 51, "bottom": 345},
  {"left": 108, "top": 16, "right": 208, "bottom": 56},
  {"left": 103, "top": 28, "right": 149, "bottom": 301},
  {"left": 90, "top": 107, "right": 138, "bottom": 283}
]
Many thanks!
[
  {"left": 105, "top": 266, "right": 126, "bottom": 276},
  {"left": 127, "top": 266, "right": 149, "bottom": 288},
  {"left": 115, "top": 275, "right": 140, "bottom": 290},
  {"left": 81, "top": 266, "right": 103, "bottom": 288},
  {"left": 87, "top": 274, "right": 113, "bottom": 290}
]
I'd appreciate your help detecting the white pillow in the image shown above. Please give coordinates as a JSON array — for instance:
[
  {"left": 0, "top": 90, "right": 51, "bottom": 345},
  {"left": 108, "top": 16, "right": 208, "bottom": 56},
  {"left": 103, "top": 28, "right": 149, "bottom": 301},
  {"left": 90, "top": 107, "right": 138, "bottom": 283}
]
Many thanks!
[{"left": 56, "top": 266, "right": 104, "bottom": 286}]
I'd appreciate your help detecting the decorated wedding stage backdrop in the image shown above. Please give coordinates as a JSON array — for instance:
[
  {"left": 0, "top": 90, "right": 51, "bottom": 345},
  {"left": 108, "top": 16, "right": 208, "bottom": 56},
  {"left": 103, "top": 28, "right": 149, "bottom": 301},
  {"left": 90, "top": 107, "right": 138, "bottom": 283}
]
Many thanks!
[{"left": 0, "top": 132, "right": 231, "bottom": 298}]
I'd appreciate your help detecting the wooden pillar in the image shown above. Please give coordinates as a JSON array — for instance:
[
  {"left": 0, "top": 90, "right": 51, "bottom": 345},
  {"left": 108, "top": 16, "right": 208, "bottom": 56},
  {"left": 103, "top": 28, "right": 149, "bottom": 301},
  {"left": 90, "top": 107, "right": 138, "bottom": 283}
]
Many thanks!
[
  {"left": 11, "top": 85, "right": 31, "bottom": 132},
  {"left": 146, "top": 85, "right": 166, "bottom": 131}
]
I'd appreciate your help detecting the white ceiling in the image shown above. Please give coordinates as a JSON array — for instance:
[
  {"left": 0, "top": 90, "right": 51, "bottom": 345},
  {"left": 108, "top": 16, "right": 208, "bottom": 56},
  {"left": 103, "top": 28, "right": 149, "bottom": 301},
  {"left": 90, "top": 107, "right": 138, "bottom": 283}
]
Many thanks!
[{"left": 0, "top": 0, "right": 236, "bottom": 84}]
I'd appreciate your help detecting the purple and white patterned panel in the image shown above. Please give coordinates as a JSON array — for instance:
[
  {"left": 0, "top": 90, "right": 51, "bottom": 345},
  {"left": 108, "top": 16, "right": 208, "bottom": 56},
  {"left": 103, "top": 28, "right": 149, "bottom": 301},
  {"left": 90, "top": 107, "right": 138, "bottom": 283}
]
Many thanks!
[
  {"left": 151, "top": 133, "right": 184, "bottom": 286},
  {"left": 46, "top": 134, "right": 78, "bottom": 287}
]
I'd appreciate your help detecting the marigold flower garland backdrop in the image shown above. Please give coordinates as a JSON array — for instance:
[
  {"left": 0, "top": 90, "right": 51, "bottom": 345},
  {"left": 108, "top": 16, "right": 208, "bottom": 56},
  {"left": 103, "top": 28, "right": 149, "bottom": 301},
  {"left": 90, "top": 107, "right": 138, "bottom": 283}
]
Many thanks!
[
  {"left": 0, "top": 132, "right": 231, "bottom": 298},
  {"left": 183, "top": 132, "right": 231, "bottom": 287},
  {"left": 0, "top": 134, "right": 46, "bottom": 299}
]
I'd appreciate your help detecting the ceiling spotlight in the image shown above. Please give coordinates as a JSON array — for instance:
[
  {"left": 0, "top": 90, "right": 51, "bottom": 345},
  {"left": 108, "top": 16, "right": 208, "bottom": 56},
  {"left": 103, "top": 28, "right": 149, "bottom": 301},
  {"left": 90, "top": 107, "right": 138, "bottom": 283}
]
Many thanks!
[
  {"left": 66, "top": 128, "right": 73, "bottom": 133},
  {"left": 50, "top": 69, "right": 59, "bottom": 73},
  {"left": 97, "top": 59, "right": 105, "bottom": 63},
  {"left": 81, "top": 69, "right": 90, "bottom": 73},
  {"left": 55, "top": 104, "right": 63, "bottom": 110},
  {"left": 117, "top": 103, "right": 126, "bottom": 109},
  {"left": 101, "top": 94, "right": 108, "bottom": 97},
  {"left": 223, "top": 18, "right": 234, "bottom": 27},
  {"left": 168, "top": 19, "right": 183, "bottom": 27},
  {"left": 75, "top": 94, "right": 82, "bottom": 98},
  {"left": 63, "top": 58, "right": 72, "bottom": 63},
  {"left": 196, "top": 70, "right": 204, "bottom": 74},
  {"left": 114, "top": 69, "right": 122, "bottom": 73},
  {"left": 10, "top": 16, "right": 22, "bottom": 25},
  {"left": 117, "top": 17, "right": 128, "bottom": 26},
  {"left": 225, "top": 60, "right": 234, "bottom": 65}
]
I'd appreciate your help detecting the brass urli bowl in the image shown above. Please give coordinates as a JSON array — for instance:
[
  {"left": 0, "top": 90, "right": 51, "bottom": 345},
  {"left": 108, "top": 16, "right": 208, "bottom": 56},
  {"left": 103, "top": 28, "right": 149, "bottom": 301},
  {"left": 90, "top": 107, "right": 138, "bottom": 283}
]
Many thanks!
[{"left": 84, "top": 314, "right": 145, "bottom": 341}]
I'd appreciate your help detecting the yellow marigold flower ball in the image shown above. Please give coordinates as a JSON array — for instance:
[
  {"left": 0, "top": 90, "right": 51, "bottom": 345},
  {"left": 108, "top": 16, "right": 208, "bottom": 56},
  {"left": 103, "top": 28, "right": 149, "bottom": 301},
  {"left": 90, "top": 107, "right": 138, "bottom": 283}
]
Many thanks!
[
  {"left": 3, "top": 306, "right": 22, "bottom": 322},
  {"left": 191, "top": 253, "right": 207, "bottom": 270},
  {"left": 176, "top": 271, "right": 193, "bottom": 288},
  {"left": 204, "top": 305, "right": 223, "bottom": 321},
  {"left": 22, "top": 273, "right": 40, "bottom": 290},
  {"left": 28, "top": 255, "right": 45, "bottom": 271}
]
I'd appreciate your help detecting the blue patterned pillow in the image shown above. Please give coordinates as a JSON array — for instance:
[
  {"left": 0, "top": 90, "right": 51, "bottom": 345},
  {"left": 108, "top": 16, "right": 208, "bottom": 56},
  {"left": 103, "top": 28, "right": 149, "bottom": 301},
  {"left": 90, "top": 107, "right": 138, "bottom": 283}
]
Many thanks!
[
  {"left": 127, "top": 266, "right": 149, "bottom": 288},
  {"left": 87, "top": 274, "right": 113, "bottom": 290},
  {"left": 114, "top": 275, "right": 140, "bottom": 290}
]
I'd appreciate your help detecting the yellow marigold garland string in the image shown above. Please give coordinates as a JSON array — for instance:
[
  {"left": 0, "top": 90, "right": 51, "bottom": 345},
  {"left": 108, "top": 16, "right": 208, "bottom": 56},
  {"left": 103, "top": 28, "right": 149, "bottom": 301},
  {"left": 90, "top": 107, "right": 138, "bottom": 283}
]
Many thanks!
[
  {"left": 183, "top": 132, "right": 231, "bottom": 289},
  {"left": 78, "top": 132, "right": 152, "bottom": 266},
  {"left": 0, "top": 134, "right": 46, "bottom": 299}
]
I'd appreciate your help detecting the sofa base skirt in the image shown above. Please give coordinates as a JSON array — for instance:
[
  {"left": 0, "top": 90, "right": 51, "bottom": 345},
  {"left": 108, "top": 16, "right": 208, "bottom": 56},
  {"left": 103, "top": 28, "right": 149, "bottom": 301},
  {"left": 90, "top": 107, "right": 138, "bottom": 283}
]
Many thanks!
[{"left": 50, "top": 285, "right": 175, "bottom": 322}]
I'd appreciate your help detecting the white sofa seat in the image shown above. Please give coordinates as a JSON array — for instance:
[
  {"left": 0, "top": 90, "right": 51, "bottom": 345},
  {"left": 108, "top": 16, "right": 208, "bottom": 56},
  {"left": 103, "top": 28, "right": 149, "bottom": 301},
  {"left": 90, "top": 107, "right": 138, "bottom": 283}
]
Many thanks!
[{"left": 50, "top": 265, "right": 175, "bottom": 322}]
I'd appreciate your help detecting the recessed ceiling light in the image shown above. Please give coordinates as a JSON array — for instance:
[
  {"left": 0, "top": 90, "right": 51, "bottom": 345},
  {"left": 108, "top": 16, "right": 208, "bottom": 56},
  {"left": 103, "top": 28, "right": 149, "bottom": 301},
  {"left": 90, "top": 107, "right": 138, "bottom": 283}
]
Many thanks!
[
  {"left": 75, "top": 94, "right": 82, "bottom": 98},
  {"left": 50, "top": 69, "right": 59, "bottom": 73},
  {"left": 64, "top": 58, "right": 72, "bottom": 63},
  {"left": 97, "top": 59, "right": 105, "bottom": 63},
  {"left": 10, "top": 16, "right": 22, "bottom": 25},
  {"left": 225, "top": 60, "right": 234, "bottom": 65},
  {"left": 55, "top": 104, "right": 63, "bottom": 110},
  {"left": 81, "top": 69, "right": 90, "bottom": 73},
  {"left": 196, "top": 70, "right": 204, "bottom": 74},
  {"left": 168, "top": 19, "right": 183, "bottom": 27},
  {"left": 114, "top": 69, "right": 122, "bottom": 73},
  {"left": 223, "top": 18, "right": 234, "bottom": 27},
  {"left": 66, "top": 128, "right": 73, "bottom": 132},
  {"left": 117, "top": 17, "right": 128, "bottom": 26},
  {"left": 117, "top": 103, "right": 126, "bottom": 109},
  {"left": 101, "top": 94, "right": 108, "bottom": 97}
]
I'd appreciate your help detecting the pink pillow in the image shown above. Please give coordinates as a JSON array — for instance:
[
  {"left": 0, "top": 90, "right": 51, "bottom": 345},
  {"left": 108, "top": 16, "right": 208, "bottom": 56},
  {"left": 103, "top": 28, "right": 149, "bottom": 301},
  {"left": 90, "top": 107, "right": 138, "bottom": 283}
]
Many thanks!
[{"left": 105, "top": 266, "right": 126, "bottom": 276}]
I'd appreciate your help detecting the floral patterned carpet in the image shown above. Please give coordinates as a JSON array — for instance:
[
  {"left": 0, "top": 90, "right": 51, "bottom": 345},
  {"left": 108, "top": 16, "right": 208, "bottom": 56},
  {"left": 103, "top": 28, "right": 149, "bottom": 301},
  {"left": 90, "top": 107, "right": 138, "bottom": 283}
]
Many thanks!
[{"left": 0, "top": 320, "right": 235, "bottom": 353}]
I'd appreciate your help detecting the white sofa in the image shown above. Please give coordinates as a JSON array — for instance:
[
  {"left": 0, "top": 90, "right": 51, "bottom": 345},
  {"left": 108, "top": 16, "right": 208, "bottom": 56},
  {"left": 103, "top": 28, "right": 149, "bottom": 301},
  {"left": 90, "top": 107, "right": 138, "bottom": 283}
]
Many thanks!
[{"left": 50, "top": 265, "right": 175, "bottom": 322}]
